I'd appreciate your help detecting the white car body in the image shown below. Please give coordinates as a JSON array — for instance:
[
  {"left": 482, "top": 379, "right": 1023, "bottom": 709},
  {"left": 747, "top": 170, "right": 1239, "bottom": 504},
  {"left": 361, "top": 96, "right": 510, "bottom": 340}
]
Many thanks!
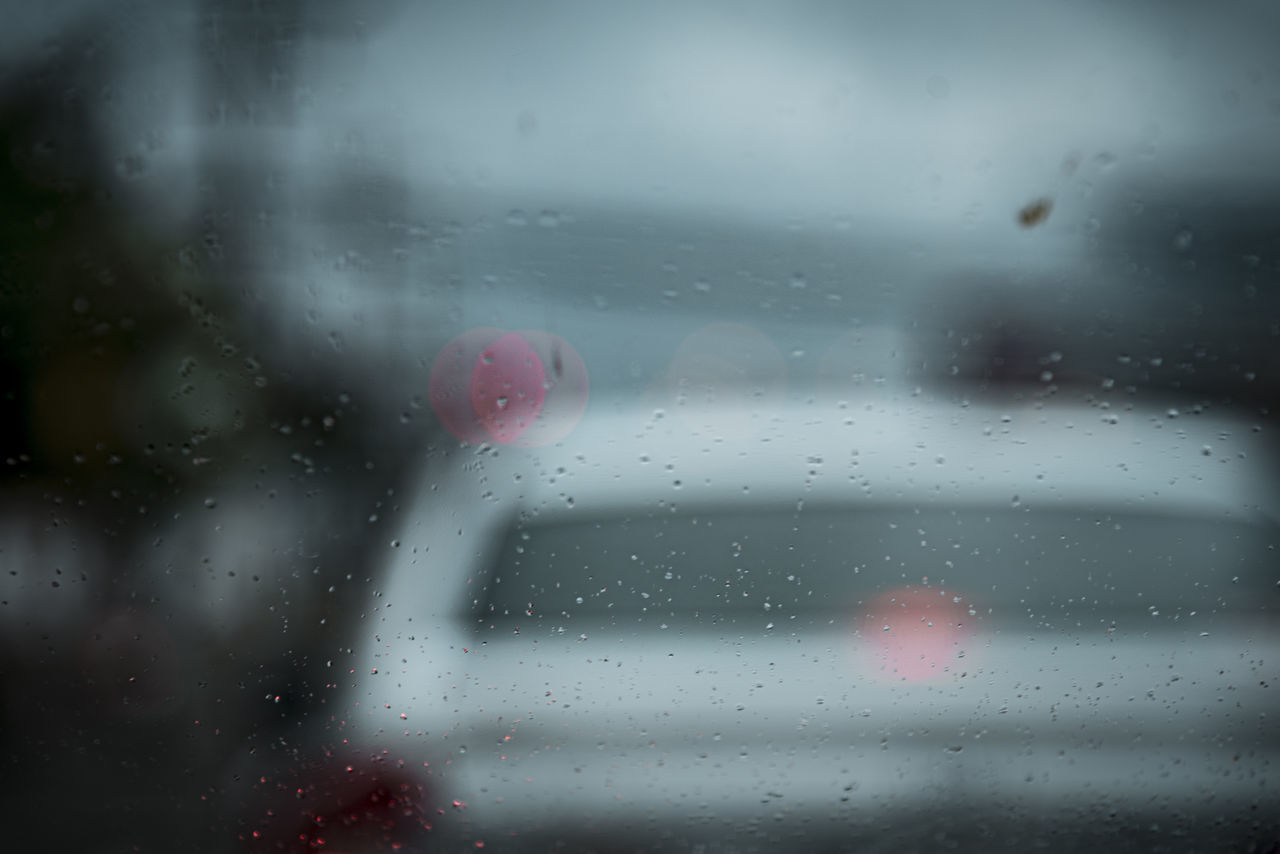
[{"left": 329, "top": 397, "right": 1279, "bottom": 850}]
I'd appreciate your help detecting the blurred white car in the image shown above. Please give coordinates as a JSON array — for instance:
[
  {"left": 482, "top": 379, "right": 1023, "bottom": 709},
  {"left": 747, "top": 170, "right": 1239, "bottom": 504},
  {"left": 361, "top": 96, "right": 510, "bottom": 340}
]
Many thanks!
[{"left": 284, "top": 396, "right": 1279, "bottom": 851}]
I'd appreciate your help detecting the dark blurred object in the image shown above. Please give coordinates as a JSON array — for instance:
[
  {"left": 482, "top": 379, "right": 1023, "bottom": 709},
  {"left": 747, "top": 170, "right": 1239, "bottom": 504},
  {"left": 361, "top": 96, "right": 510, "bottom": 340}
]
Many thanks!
[
  {"left": 914, "top": 171, "right": 1280, "bottom": 410},
  {"left": 1016, "top": 197, "right": 1052, "bottom": 228},
  {"left": 0, "top": 6, "right": 416, "bottom": 852}
]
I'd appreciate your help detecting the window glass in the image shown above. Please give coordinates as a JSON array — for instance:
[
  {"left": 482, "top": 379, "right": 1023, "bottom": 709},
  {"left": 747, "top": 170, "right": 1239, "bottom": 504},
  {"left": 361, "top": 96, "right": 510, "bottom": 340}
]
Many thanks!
[{"left": 3, "top": 2, "right": 1278, "bottom": 852}]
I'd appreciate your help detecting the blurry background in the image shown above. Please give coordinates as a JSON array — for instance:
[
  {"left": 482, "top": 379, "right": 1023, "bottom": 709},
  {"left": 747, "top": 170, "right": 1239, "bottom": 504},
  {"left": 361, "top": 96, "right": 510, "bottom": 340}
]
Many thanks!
[{"left": 1, "top": 1, "right": 1278, "bottom": 851}]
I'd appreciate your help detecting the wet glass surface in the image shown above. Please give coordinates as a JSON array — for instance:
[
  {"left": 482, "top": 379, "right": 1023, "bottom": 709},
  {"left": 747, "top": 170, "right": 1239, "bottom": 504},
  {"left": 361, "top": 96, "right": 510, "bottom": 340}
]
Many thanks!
[{"left": 2, "top": 2, "right": 1279, "bottom": 851}]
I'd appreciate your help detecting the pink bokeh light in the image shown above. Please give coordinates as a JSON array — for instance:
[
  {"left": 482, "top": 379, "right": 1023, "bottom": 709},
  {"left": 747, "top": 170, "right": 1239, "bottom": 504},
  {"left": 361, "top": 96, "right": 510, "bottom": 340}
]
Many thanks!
[
  {"left": 430, "top": 328, "right": 588, "bottom": 446},
  {"left": 859, "top": 586, "right": 975, "bottom": 681},
  {"left": 470, "top": 332, "right": 548, "bottom": 444}
]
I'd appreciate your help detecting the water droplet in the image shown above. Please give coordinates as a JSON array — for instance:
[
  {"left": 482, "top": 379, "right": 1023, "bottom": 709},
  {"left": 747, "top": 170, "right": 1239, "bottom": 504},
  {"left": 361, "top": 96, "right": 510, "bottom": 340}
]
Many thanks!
[{"left": 1172, "top": 229, "right": 1194, "bottom": 252}]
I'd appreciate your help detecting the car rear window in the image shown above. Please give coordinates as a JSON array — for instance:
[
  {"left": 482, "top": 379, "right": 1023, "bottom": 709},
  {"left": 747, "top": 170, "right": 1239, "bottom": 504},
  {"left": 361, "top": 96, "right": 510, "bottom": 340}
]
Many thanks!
[{"left": 473, "top": 506, "right": 1277, "bottom": 634}]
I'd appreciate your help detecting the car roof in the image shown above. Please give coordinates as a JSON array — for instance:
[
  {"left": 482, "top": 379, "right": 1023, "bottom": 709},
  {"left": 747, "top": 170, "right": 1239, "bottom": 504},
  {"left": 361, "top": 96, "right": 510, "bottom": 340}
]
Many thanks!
[{"left": 446, "top": 396, "right": 1273, "bottom": 514}]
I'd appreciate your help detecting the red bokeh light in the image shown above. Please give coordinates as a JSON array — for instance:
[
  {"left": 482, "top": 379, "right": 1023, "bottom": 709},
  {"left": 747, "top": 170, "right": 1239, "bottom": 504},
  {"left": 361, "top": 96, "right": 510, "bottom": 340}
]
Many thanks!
[
  {"left": 859, "top": 586, "right": 974, "bottom": 681},
  {"left": 428, "top": 327, "right": 505, "bottom": 445},
  {"left": 243, "top": 756, "right": 437, "bottom": 853},
  {"left": 469, "top": 331, "right": 547, "bottom": 444},
  {"left": 430, "top": 328, "right": 588, "bottom": 446}
]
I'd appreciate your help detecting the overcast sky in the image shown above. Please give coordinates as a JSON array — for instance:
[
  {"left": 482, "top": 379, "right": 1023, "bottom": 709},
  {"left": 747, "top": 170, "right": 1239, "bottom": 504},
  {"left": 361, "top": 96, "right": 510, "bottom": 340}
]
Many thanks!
[{"left": 321, "top": 0, "right": 1280, "bottom": 222}]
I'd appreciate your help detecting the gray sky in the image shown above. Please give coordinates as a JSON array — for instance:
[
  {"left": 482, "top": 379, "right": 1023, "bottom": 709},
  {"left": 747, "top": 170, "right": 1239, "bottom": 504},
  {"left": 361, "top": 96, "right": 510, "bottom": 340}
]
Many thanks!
[{"left": 316, "top": 0, "right": 1280, "bottom": 224}]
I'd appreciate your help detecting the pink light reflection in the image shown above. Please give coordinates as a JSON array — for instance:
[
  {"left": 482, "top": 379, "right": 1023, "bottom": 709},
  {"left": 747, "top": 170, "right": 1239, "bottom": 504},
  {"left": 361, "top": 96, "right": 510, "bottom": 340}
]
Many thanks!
[
  {"left": 429, "top": 327, "right": 506, "bottom": 445},
  {"left": 507, "top": 330, "right": 589, "bottom": 448},
  {"left": 859, "top": 586, "right": 975, "bottom": 681},
  {"left": 430, "top": 328, "right": 588, "bottom": 446},
  {"left": 470, "top": 332, "right": 547, "bottom": 444}
]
